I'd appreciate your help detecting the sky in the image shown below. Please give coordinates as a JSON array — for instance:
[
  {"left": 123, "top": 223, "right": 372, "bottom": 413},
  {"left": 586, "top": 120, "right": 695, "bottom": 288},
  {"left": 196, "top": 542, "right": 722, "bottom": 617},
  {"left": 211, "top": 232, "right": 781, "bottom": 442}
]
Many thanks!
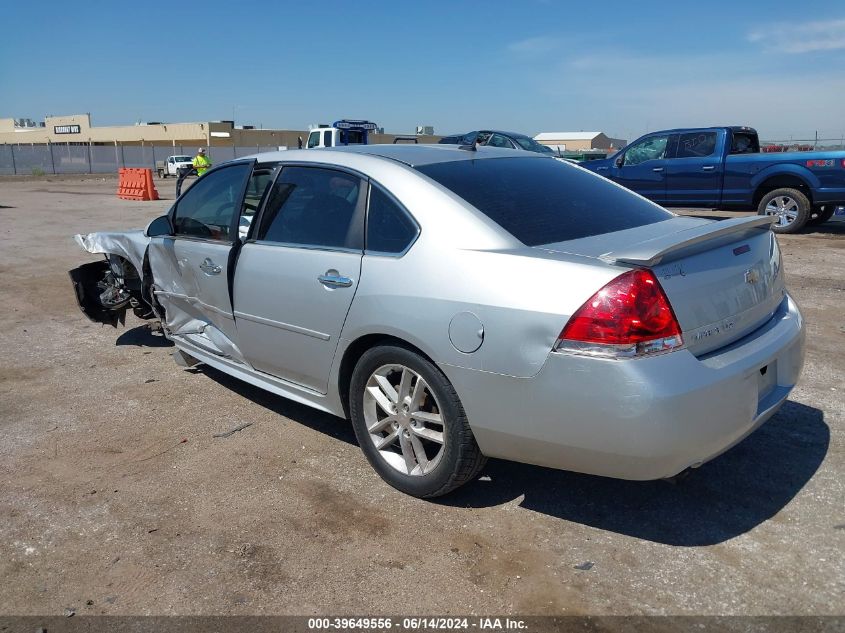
[{"left": 1, "top": 0, "right": 844, "bottom": 142}]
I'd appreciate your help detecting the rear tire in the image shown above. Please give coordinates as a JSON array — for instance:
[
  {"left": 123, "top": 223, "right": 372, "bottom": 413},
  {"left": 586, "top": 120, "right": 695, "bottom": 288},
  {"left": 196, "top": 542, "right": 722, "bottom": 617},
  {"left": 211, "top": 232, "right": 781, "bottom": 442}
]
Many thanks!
[
  {"left": 757, "top": 188, "right": 810, "bottom": 234},
  {"left": 807, "top": 205, "right": 835, "bottom": 226},
  {"left": 349, "top": 345, "right": 486, "bottom": 498}
]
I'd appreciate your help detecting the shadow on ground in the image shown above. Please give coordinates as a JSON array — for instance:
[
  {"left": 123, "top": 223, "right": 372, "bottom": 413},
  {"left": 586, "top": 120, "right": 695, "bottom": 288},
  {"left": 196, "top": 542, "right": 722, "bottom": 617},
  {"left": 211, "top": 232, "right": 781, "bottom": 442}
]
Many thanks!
[
  {"left": 197, "top": 365, "right": 357, "bottom": 447},
  {"left": 803, "top": 221, "right": 845, "bottom": 236},
  {"left": 115, "top": 325, "right": 174, "bottom": 347},
  {"left": 173, "top": 358, "right": 830, "bottom": 547}
]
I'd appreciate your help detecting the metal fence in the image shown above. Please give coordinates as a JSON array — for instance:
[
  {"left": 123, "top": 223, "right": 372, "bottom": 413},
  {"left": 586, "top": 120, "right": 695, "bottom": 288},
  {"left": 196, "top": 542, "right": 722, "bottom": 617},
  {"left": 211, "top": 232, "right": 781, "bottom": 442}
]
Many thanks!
[
  {"left": 0, "top": 144, "right": 282, "bottom": 175},
  {"left": 759, "top": 139, "right": 845, "bottom": 152}
]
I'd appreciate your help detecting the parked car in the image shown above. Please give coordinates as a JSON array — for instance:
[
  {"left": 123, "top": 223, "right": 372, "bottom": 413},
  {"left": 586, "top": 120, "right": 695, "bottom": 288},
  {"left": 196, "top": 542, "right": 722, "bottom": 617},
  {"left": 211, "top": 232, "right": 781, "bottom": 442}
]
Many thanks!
[
  {"left": 581, "top": 126, "right": 845, "bottom": 233},
  {"left": 155, "top": 155, "right": 194, "bottom": 178},
  {"left": 439, "top": 130, "right": 557, "bottom": 155},
  {"left": 70, "top": 145, "right": 805, "bottom": 497}
]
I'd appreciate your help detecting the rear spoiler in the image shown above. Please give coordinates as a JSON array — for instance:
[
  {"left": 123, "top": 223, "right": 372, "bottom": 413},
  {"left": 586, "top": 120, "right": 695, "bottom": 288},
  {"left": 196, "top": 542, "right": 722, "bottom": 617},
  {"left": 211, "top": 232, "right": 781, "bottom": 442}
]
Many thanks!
[{"left": 599, "top": 216, "right": 775, "bottom": 267}]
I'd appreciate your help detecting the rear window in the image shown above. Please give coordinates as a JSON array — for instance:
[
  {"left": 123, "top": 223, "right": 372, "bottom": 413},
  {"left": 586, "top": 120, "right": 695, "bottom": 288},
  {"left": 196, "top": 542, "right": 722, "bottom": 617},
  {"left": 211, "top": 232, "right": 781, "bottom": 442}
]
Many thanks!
[{"left": 416, "top": 157, "right": 672, "bottom": 246}]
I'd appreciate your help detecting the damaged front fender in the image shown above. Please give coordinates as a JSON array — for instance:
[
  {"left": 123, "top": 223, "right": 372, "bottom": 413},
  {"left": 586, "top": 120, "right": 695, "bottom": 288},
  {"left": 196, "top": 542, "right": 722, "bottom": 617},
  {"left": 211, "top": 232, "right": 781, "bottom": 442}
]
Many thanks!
[
  {"left": 74, "top": 229, "right": 150, "bottom": 276},
  {"left": 70, "top": 230, "right": 154, "bottom": 327}
]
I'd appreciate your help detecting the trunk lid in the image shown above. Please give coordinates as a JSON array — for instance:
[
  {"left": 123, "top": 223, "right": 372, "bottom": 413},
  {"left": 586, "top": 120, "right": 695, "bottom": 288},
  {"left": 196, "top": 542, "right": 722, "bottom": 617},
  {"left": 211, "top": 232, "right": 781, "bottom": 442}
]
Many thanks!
[{"left": 537, "top": 216, "right": 786, "bottom": 356}]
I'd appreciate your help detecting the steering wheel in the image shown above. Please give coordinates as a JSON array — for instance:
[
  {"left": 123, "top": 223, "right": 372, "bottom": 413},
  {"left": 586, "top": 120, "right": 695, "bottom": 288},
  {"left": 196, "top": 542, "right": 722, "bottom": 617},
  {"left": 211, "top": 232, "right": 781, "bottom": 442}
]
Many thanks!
[{"left": 178, "top": 217, "right": 213, "bottom": 238}]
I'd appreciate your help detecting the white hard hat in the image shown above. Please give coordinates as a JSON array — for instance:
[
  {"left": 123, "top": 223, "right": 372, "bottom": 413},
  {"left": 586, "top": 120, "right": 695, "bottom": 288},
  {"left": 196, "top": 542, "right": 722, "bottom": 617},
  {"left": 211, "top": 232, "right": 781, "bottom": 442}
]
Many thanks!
[{"left": 198, "top": 147, "right": 205, "bottom": 153}]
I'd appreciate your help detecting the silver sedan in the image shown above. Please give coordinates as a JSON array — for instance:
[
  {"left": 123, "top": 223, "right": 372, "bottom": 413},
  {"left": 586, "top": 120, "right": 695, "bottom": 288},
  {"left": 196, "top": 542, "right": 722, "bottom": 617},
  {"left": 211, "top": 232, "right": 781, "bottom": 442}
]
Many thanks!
[{"left": 70, "top": 145, "right": 805, "bottom": 497}]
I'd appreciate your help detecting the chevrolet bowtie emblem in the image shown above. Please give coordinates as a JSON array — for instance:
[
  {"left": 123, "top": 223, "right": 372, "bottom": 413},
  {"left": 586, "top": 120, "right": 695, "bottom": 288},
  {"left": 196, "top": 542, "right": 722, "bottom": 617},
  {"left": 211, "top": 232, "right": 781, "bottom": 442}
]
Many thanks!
[{"left": 745, "top": 269, "right": 760, "bottom": 284}]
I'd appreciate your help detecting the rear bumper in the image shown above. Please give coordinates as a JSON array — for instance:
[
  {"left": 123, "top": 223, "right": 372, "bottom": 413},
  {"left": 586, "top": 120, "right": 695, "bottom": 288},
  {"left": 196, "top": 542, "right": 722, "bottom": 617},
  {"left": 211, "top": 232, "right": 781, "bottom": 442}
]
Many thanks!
[{"left": 445, "top": 294, "right": 805, "bottom": 480}]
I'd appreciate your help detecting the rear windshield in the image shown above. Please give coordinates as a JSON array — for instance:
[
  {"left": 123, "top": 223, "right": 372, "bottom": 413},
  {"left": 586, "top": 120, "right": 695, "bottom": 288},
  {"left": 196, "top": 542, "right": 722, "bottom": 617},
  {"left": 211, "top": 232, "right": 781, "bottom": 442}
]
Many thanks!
[
  {"left": 416, "top": 157, "right": 672, "bottom": 246},
  {"left": 513, "top": 136, "right": 554, "bottom": 154}
]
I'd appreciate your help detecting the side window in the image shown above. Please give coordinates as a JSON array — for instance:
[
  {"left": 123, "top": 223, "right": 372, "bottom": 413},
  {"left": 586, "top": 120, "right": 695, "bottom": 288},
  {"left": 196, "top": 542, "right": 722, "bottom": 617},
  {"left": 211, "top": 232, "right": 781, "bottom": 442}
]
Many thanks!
[
  {"left": 366, "top": 185, "right": 419, "bottom": 254},
  {"left": 323, "top": 130, "right": 332, "bottom": 147},
  {"left": 623, "top": 135, "right": 669, "bottom": 166},
  {"left": 257, "top": 166, "right": 362, "bottom": 250},
  {"left": 172, "top": 163, "right": 251, "bottom": 241},
  {"left": 676, "top": 132, "right": 717, "bottom": 158},
  {"left": 240, "top": 163, "right": 279, "bottom": 239},
  {"left": 307, "top": 131, "right": 320, "bottom": 148}
]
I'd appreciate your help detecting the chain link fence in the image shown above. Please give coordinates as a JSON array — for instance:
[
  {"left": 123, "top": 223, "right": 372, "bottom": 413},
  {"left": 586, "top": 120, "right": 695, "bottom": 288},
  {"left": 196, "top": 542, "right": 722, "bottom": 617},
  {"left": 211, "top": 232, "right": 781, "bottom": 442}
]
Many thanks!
[{"left": 0, "top": 144, "right": 284, "bottom": 175}]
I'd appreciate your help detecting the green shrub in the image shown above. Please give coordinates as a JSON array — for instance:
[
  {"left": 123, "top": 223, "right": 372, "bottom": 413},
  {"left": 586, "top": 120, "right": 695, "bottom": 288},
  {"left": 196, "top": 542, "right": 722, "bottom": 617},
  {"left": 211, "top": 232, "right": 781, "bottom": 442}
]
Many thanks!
[{"left": 31, "top": 167, "right": 45, "bottom": 176}]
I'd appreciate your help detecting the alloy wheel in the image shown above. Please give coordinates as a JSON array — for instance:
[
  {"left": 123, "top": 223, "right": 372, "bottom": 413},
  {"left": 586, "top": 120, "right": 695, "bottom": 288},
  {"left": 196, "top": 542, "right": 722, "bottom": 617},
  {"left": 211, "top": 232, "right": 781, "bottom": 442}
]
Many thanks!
[
  {"left": 764, "top": 196, "right": 799, "bottom": 227},
  {"left": 363, "top": 364, "right": 446, "bottom": 476}
]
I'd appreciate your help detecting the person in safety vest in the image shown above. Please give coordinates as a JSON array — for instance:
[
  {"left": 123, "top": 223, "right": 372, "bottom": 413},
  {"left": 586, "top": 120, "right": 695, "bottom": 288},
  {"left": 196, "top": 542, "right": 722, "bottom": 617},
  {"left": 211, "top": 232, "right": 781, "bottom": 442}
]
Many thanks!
[
  {"left": 192, "top": 148, "right": 211, "bottom": 176},
  {"left": 176, "top": 148, "right": 212, "bottom": 197}
]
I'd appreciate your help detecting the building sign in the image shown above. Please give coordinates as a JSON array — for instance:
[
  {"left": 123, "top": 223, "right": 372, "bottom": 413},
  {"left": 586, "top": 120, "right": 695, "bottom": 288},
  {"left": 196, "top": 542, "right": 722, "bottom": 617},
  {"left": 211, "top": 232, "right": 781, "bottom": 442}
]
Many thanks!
[{"left": 54, "top": 124, "right": 81, "bottom": 135}]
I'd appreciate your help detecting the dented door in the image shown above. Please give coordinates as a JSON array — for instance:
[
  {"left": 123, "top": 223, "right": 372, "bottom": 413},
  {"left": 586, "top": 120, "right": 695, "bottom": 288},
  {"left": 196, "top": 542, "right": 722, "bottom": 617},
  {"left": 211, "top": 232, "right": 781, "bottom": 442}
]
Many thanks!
[{"left": 148, "top": 161, "right": 254, "bottom": 361}]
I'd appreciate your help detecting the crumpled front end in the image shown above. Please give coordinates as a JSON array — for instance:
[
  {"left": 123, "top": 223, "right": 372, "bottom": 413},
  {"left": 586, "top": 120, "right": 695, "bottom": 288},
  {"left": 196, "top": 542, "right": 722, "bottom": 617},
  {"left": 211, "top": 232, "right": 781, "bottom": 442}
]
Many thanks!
[
  {"left": 74, "top": 229, "right": 150, "bottom": 276},
  {"left": 69, "top": 230, "right": 155, "bottom": 327}
]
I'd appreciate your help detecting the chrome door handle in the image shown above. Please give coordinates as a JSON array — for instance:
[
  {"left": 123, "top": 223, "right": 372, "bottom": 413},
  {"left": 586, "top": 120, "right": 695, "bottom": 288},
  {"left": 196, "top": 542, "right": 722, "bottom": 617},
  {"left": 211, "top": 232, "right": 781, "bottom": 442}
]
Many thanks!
[
  {"left": 318, "top": 270, "right": 353, "bottom": 288},
  {"left": 702, "top": 165, "right": 716, "bottom": 171},
  {"left": 652, "top": 167, "right": 664, "bottom": 172},
  {"left": 199, "top": 258, "right": 222, "bottom": 275}
]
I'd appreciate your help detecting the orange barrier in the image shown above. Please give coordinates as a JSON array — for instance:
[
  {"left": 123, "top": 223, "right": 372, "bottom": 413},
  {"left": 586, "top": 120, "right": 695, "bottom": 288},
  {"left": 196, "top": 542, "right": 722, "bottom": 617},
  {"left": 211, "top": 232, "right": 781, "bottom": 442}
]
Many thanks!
[{"left": 117, "top": 168, "right": 159, "bottom": 201}]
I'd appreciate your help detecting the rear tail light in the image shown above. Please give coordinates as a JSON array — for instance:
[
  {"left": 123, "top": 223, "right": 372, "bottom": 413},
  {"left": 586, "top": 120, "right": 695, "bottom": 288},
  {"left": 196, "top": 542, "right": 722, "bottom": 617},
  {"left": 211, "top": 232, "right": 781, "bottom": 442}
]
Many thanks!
[{"left": 554, "top": 269, "right": 683, "bottom": 359}]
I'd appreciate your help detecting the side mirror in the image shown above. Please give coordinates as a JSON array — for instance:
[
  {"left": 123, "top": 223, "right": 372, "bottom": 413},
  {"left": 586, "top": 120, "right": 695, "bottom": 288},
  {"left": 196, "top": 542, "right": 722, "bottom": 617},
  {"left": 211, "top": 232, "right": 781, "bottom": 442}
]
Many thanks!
[
  {"left": 145, "top": 214, "right": 173, "bottom": 238},
  {"left": 615, "top": 155, "right": 624, "bottom": 168}
]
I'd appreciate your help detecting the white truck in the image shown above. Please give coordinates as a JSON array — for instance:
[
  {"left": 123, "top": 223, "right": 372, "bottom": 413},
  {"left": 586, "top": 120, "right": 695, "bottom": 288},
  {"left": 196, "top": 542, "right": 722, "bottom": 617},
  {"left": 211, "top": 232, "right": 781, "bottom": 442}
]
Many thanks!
[
  {"left": 155, "top": 155, "right": 194, "bottom": 178},
  {"left": 305, "top": 119, "right": 379, "bottom": 149}
]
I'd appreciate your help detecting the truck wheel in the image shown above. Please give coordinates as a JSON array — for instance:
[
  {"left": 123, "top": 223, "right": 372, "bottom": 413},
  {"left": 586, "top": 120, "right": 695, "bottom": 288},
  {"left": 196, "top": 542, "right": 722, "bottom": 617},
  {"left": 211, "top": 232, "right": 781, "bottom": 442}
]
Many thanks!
[
  {"left": 349, "top": 344, "right": 487, "bottom": 498},
  {"left": 808, "top": 205, "right": 835, "bottom": 226},
  {"left": 757, "top": 188, "right": 810, "bottom": 234}
]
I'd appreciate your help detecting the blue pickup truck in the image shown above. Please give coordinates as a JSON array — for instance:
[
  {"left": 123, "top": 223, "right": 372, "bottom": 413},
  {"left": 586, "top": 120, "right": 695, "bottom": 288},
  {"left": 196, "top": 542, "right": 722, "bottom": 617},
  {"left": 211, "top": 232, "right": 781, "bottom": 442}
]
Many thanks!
[{"left": 581, "top": 126, "right": 845, "bottom": 233}]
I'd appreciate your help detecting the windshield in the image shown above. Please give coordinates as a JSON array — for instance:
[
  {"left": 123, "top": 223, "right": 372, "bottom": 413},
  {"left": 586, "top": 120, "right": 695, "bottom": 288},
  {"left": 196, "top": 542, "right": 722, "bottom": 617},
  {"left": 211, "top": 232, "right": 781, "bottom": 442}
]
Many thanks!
[
  {"left": 174, "top": 156, "right": 192, "bottom": 162},
  {"left": 514, "top": 137, "right": 554, "bottom": 154},
  {"left": 416, "top": 157, "right": 672, "bottom": 245}
]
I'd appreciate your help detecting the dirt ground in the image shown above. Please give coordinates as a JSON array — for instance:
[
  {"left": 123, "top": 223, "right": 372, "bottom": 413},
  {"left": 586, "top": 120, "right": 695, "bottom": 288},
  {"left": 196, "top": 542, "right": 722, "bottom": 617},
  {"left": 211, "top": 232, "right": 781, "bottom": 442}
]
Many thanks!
[{"left": 0, "top": 175, "right": 843, "bottom": 616}]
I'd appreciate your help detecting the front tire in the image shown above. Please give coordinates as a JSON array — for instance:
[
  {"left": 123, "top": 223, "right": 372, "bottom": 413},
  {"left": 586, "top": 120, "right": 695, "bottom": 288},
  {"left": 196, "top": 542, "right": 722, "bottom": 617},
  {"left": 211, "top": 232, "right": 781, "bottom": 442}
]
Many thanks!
[
  {"left": 757, "top": 188, "right": 810, "bottom": 234},
  {"left": 349, "top": 345, "right": 486, "bottom": 498}
]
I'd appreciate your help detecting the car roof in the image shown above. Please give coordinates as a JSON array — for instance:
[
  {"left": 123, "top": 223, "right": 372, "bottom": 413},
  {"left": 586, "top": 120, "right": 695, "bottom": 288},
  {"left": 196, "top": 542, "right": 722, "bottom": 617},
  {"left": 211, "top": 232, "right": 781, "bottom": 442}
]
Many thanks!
[
  {"left": 444, "top": 130, "right": 534, "bottom": 140},
  {"left": 487, "top": 130, "right": 534, "bottom": 140},
  {"left": 644, "top": 126, "right": 758, "bottom": 135},
  {"left": 252, "top": 144, "right": 538, "bottom": 167}
]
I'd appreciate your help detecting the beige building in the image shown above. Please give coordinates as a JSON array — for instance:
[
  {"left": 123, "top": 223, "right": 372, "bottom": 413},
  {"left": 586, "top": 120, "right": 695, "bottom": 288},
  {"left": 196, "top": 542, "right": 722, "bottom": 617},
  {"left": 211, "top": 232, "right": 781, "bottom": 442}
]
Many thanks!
[
  {"left": 0, "top": 113, "right": 438, "bottom": 147},
  {"left": 534, "top": 131, "right": 627, "bottom": 152}
]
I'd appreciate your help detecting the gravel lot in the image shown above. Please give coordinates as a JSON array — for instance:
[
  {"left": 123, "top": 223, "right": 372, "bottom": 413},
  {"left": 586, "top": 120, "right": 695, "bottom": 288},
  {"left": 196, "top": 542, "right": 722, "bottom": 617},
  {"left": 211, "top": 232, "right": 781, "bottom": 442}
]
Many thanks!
[{"left": 0, "top": 175, "right": 843, "bottom": 616}]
